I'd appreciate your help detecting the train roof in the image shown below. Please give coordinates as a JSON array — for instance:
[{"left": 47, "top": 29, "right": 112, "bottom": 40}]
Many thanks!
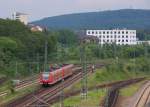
[
  {"left": 50, "top": 64, "right": 74, "bottom": 74},
  {"left": 41, "top": 64, "right": 74, "bottom": 74}
]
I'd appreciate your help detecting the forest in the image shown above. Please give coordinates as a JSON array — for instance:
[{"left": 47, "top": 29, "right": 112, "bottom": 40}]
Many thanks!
[{"left": 0, "top": 19, "right": 150, "bottom": 78}]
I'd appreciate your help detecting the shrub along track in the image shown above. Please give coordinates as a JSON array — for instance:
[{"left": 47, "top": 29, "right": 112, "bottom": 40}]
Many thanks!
[
  {"left": 3, "top": 64, "right": 104, "bottom": 107},
  {"left": 0, "top": 77, "right": 6, "bottom": 85},
  {"left": 0, "top": 75, "right": 39, "bottom": 97}
]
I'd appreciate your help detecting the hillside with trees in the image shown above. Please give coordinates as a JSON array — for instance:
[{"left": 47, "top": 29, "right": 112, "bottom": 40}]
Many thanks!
[{"left": 32, "top": 9, "right": 150, "bottom": 30}]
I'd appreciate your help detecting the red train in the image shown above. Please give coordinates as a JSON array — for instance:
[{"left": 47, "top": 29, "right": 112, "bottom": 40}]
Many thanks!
[{"left": 40, "top": 64, "right": 74, "bottom": 85}]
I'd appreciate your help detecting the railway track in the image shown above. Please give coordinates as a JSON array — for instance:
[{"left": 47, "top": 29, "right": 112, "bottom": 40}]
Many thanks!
[
  {"left": 134, "top": 81, "right": 150, "bottom": 107},
  {"left": 5, "top": 64, "right": 104, "bottom": 107},
  {"left": 3, "top": 66, "right": 83, "bottom": 107},
  {"left": 15, "top": 75, "right": 39, "bottom": 91},
  {"left": 25, "top": 72, "right": 82, "bottom": 106},
  {"left": 0, "top": 75, "right": 39, "bottom": 97}
]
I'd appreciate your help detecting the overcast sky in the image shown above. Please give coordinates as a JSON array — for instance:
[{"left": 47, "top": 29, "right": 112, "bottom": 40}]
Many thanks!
[{"left": 0, "top": 0, "right": 150, "bottom": 22}]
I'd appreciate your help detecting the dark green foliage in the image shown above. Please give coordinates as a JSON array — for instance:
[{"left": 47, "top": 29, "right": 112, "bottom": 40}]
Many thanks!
[
  {"left": 56, "top": 29, "right": 78, "bottom": 46},
  {"left": 137, "top": 30, "right": 150, "bottom": 40},
  {"left": 0, "top": 19, "right": 57, "bottom": 77},
  {"left": 78, "top": 44, "right": 150, "bottom": 59}
]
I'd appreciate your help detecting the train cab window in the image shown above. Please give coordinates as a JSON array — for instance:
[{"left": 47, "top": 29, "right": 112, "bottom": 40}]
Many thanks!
[{"left": 43, "top": 72, "right": 49, "bottom": 80}]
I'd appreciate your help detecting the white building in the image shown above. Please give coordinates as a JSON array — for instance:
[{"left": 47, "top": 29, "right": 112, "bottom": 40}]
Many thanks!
[
  {"left": 28, "top": 24, "right": 43, "bottom": 32},
  {"left": 86, "top": 29, "right": 137, "bottom": 45},
  {"left": 137, "top": 40, "right": 150, "bottom": 45},
  {"left": 12, "top": 12, "right": 28, "bottom": 25}
]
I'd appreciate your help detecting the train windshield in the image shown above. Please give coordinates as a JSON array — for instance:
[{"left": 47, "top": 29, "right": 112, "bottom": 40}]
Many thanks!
[{"left": 42, "top": 72, "right": 49, "bottom": 80}]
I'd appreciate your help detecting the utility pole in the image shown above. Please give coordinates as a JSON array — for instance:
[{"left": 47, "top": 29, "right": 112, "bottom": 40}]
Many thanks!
[
  {"left": 60, "top": 44, "right": 65, "bottom": 107},
  {"left": 60, "top": 78, "right": 64, "bottom": 107},
  {"left": 36, "top": 53, "right": 40, "bottom": 73},
  {"left": 134, "top": 46, "right": 136, "bottom": 73},
  {"left": 28, "top": 62, "right": 32, "bottom": 75},
  {"left": 44, "top": 28, "right": 48, "bottom": 72},
  {"left": 144, "top": 37, "right": 149, "bottom": 72},
  {"left": 15, "top": 61, "right": 18, "bottom": 78},
  {"left": 80, "top": 40, "right": 87, "bottom": 99},
  {"left": 113, "top": 43, "right": 118, "bottom": 64}
]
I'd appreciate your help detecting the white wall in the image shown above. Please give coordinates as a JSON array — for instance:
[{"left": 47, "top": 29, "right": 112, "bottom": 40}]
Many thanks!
[{"left": 86, "top": 29, "right": 137, "bottom": 45}]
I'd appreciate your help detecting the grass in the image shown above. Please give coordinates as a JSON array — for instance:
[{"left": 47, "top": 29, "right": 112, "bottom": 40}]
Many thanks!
[
  {"left": 66, "top": 66, "right": 147, "bottom": 93},
  {"left": 53, "top": 59, "right": 148, "bottom": 106},
  {"left": 53, "top": 89, "right": 107, "bottom": 107}
]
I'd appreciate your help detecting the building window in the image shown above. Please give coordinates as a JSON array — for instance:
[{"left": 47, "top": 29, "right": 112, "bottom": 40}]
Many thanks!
[
  {"left": 103, "top": 40, "right": 105, "bottom": 42},
  {"left": 92, "top": 31, "right": 94, "bottom": 34},
  {"left": 103, "top": 31, "right": 105, "bottom": 34},
  {"left": 99, "top": 31, "right": 101, "bottom": 34},
  {"left": 107, "top": 36, "right": 109, "bottom": 38},
  {"left": 118, "top": 36, "right": 120, "bottom": 38},
  {"left": 114, "top": 31, "right": 116, "bottom": 34},
  {"left": 107, "top": 31, "right": 109, "bottom": 34},
  {"left": 122, "top": 40, "right": 124, "bottom": 42},
  {"left": 103, "top": 36, "right": 105, "bottom": 38},
  {"left": 110, "top": 31, "right": 113, "bottom": 34},
  {"left": 122, "top": 35, "right": 124, "bottom": 38},
  {"left": 88, "top": 31, "right": 90, "bottom": 34},
  {"left": 107, "top": 40, "right": 109, "bottom": 42},
  {"left": 111, "top": 36, "right": 113, "bottom": 38},
  {"left": 95, "top": 31, "right": 98, "bottom": 34},
  {"left": 126, "top": 31, "right": 128, "bottom": 34},
  {"left": 118, "top": 40, "right": 120, "bottom": 42},
  {"left": 126, "top": 35, "right": 128, "bottom": 38},
  {"left": 118, "top": 31, "right": 120, "bottom": 34},
  {"left": 122, "top": 31, "right": 124, "bottom": 34},
  {"left": 126, "top": 40, "right": 128, "bottom": 42}
]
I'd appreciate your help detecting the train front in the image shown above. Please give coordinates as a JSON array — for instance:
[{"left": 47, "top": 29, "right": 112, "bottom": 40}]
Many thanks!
[{"left": 40, "top": 72, "right": 52, "bottom": 85}]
